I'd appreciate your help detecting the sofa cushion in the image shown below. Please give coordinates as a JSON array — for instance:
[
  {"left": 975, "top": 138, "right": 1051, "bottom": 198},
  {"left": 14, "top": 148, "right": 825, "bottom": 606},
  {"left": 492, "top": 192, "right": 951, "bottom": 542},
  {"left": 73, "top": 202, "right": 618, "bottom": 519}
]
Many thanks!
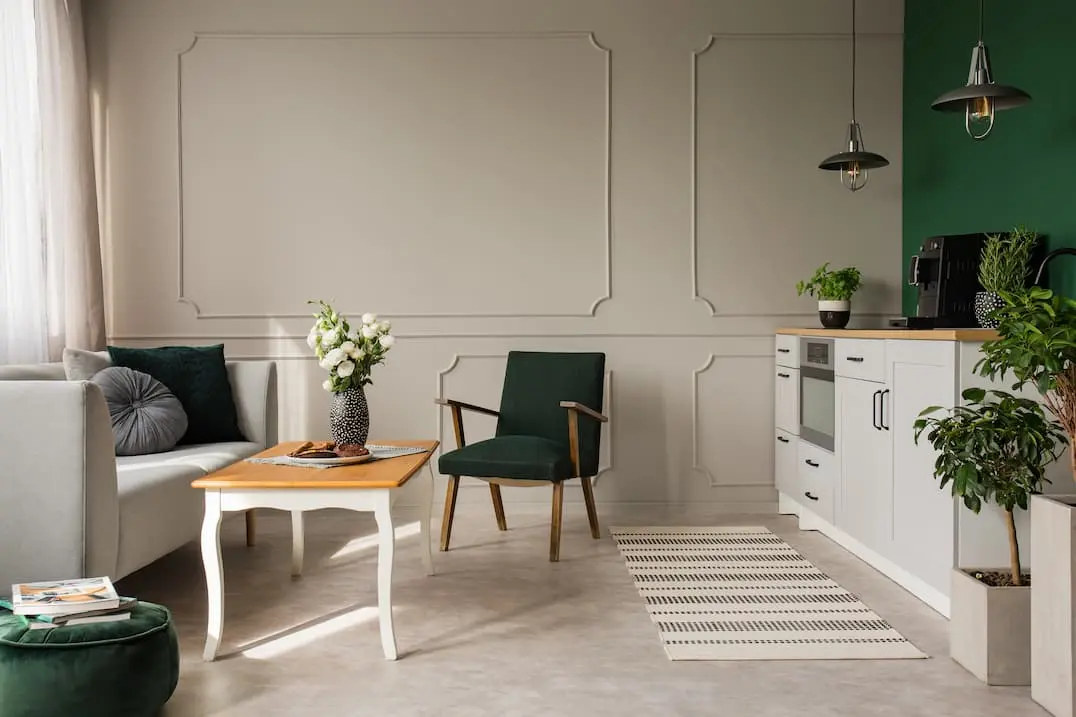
[
  {"left": 107, "top": 344, "right": 244, "bottom": 445},
  {"left": 92, "top": 367, "right": 188, "bottom": 456},
  {"left": 62, "top": 347, "right": 111, "bottom": 381},
  {"left": 115, "top": 441, "right": 262, "bottom": 475}
]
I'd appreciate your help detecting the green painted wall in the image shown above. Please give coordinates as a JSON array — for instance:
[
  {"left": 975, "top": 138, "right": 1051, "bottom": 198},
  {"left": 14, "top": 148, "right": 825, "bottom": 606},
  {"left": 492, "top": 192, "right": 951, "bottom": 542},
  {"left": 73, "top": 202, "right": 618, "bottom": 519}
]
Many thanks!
[{"left": 903, "top": 0, "right": 1076, "bottom": 315}]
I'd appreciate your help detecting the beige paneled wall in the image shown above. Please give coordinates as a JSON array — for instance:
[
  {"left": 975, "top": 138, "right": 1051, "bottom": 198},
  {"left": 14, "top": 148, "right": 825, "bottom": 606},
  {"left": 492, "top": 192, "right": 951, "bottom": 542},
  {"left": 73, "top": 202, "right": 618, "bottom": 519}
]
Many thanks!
[{"left": 85, "top": 0, "right": 904, "bottom": 509}]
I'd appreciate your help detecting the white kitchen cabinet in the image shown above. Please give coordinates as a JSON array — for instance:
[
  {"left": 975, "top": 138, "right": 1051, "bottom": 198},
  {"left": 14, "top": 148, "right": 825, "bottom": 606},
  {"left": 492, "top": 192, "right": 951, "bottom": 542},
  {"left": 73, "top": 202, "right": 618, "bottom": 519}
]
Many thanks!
[
  {"left": 774, "top": 366, "right": 799, "bottom": 435},
  {"left": 775, "top": 429, "right": 797, "bottom": 497},
  {"left": 835, "top": 375, "right": 892, "bottom": 557},
  {"left": 886, "top": 339, "right": 958, "bottom": 598},
  {"left": 798, "top": 440, "right": 836, "bottom": 524}
]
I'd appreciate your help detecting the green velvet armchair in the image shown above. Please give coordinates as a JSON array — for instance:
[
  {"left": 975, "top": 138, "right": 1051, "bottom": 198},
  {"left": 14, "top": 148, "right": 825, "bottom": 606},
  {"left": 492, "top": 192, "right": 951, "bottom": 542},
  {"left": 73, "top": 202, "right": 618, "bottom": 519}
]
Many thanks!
[{"left": 435, "top": 351, "right": 607, "bottom": 561}]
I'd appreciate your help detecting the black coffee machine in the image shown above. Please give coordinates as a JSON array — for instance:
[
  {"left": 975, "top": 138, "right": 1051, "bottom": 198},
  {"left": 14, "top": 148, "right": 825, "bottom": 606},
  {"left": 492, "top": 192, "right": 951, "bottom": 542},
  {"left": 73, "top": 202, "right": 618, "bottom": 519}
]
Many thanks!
[{"left": 905, "top": 232, "right": 1047, "bottom": 328}]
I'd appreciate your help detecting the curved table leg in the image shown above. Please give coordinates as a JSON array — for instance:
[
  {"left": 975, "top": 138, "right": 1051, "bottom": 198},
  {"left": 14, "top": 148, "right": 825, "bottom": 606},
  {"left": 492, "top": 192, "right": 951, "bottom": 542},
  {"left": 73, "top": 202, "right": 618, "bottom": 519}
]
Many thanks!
[
  {"left": 291, "top": 510, "right": 304, "bottom": 577},
  {"left": 201, "top": 490, "right": 224, "bottom": 661},
  {"left": 373, "top": 491, "right": 399, "bottom": 660},
  {"left": 421, "top": 462, "right": 435, "bottom": 576}
]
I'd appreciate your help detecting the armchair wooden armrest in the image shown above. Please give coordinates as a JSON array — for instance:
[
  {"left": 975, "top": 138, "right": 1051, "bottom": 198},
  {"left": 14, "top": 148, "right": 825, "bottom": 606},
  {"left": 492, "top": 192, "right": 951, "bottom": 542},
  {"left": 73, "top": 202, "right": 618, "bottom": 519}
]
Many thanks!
[
  {"left": 559, "top": 401, "right": 608, "bottom": 423},
  {"left": 434, "top": 397, "right": 500, "bottom": 417}
]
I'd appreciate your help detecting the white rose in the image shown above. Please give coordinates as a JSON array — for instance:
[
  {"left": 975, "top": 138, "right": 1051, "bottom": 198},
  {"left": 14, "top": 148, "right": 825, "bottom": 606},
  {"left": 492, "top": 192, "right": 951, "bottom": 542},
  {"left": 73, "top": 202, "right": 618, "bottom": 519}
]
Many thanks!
[
  {"left": 346, "top": 328, "right": 360, "bottom": 342},
  {"left": 336, "top": 360, "right": 355, "bottom": 378},
  {"left": 354, "top": 348, "right": 365, "bottom": 359},
  {"left": 324, "top": 347, "right": 346, "bottom": 366},
  {"left": 306, "top": 328, "right": 319, "bottom": 349},
  {"left": 322, "top": 327, "right": 340, "bottom": 345},
  {"left": 379, "top": 334, "right": 395, "bottom": 349},
  {"left": 340, "top": 341, "right": 356, "bottom": 355},
  {"left": 322, "top": 379, "right": 332, "bottom": 392},
  {"left": 361, "top": 325, "right": 377, "bottom": 339},
  {"left": 319, "top": 356, "right": 333, "bottom": 370},
  {"left": 361, "top": 312, "right": 377, "bottom": 325},
  {"left": 377, "top": 321, "right": 391, "bottom": 333}
]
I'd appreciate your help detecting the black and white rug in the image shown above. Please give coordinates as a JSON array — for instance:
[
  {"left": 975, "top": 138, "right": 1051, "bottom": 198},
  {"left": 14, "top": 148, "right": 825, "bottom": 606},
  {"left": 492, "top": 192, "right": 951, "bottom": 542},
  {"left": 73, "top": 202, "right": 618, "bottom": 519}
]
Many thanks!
[{"left": 610, "top": 526, "right": 926, "bottom": 661}]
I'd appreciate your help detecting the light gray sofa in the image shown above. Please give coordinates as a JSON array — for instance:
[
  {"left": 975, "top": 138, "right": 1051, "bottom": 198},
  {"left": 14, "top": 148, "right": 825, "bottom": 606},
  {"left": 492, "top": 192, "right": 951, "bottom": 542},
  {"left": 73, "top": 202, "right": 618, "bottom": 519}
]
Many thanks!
[{"left": 0, "top": 359, "right": 277, "bottom": 591}]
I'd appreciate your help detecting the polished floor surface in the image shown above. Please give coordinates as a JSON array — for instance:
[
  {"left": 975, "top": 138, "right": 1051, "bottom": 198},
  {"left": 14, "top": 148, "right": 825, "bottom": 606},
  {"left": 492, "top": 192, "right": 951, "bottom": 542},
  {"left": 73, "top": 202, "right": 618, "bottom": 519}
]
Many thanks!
[{"left": 117, "top": 504, "right": 1049, "bottom": 716}]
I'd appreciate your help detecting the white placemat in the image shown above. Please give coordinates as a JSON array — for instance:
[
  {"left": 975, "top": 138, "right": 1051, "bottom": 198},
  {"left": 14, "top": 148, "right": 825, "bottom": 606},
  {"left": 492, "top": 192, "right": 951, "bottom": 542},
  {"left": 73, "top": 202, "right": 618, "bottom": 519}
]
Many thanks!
[{"left": 246, "top": 444, "right": 429, "bottom": 469}]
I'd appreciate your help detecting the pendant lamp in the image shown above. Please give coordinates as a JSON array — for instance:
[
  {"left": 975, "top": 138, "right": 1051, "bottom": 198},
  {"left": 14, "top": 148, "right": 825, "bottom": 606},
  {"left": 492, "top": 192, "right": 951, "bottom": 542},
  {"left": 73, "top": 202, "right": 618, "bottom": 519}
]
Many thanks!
[
  {"left": 930, "top": 0, "right": 1030, "bottom": 140},
  {"left": 818, "top": 0, "right": 889, "bottom": 192}
]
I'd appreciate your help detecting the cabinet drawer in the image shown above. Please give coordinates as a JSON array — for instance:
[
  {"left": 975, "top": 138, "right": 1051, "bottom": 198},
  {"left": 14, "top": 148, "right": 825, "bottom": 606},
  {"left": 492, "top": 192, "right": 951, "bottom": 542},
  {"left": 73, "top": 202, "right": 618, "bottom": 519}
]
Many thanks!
[
  {"left": 775, "top": 429, "right": 798, "bottom": 496},
  {"left": 798, "top": 441, "right": 835, "bottom": 523},
  {"left": 774, "top": 367, "right": 799, "bottom": 434},
  {"left": 836, "top": 339, "right": 885, "bottom": 382},
  {"left": 775, "top": 334, "right": 799, "bottom": 367}
]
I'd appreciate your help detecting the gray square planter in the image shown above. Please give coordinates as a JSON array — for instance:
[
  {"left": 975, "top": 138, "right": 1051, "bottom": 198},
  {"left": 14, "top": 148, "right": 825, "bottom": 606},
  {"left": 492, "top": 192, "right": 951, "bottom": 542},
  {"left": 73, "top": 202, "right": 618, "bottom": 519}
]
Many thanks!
[
  {"left": 949, "top": 567, "right": 1031, "bottom": 685},
  {"left": 1031, "top": 494, "right": 1076, "bottom": 717}
]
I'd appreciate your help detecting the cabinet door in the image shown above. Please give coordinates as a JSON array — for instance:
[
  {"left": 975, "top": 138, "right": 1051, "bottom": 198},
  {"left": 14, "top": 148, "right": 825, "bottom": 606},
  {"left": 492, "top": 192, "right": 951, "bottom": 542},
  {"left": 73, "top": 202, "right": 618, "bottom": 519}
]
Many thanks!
[
  {"left": 886, "top": 340, "right": 958, "bottom": 597},
  {"left": 774, "top": 366, "right": 799, "bottom": 434},
  {"left": 775, "top": 429, "right": 797, "bottom": 496},
  {"left": 836, "top": 376, "right": 892, "bottom": 555}
]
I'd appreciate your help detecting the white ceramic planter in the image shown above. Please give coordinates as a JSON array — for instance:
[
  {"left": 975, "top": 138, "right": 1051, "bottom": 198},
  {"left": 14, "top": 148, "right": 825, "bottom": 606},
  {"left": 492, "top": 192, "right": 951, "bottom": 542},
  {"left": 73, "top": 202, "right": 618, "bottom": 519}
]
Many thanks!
[
  {"left": 1031, "top": 494, "right": 1076, "bottom": 717},
  {"left": 949, "top": 567, "right": 1031, "bottom": 685}
]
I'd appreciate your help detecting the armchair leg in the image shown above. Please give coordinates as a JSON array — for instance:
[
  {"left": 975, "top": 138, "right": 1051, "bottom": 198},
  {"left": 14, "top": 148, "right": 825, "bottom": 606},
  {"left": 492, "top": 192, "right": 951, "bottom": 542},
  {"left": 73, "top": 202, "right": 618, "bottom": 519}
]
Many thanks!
[
  {"left": 440, "top": 475, "right": 461, "bottom": 552},
  {"left": 245, "top": 510, "right": 257, "bottom": 547},
  {"left": 489, "top": 484, "right": 507, "bottom": 531},
  {"left": 550, "top": 481, "right": 564, "bottom": 562},
  {"left": 580, "top": 476, "right": 600, "bottom": 539}
]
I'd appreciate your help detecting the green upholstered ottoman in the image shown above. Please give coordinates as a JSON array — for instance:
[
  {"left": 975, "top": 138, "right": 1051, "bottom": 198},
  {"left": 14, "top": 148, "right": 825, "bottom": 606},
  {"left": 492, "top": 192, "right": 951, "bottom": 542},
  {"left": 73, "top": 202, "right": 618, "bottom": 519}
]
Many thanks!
[{"left": 0, "top": 602, "right": 179, "bottom": 717}]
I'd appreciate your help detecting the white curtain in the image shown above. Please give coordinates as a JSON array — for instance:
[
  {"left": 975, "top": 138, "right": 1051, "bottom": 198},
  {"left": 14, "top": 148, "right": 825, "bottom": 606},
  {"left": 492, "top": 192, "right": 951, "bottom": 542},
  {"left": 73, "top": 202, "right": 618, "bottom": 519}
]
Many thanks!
[{"left": 0, "top": 0, "right": 105, "bottom": 365}]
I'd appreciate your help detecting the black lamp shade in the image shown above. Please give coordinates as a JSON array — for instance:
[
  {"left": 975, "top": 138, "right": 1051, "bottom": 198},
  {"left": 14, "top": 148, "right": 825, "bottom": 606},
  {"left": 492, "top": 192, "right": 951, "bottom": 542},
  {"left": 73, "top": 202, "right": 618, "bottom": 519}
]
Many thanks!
[
  {"left": 931, "top": 82, "right": 1031, "bottom": 112},
  {"left": 818, "top": 150, "right": 890, "bottom": 172}
]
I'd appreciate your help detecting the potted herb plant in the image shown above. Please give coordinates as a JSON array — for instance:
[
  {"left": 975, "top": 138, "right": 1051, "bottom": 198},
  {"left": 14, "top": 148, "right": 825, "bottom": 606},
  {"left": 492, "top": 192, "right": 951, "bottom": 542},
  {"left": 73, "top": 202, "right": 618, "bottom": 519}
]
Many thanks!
[
  {"left": 914, "top": 388, "right": 1066, "bottom": 685},
  {"left": 795, "top": 263, "right": 862, "bottom": 329},
  {"left": 975, "top": 286, "right": 1076, "bottom": 711},
  {"left": 975, "top": 226, "right": 1038, "bottom": 328}
]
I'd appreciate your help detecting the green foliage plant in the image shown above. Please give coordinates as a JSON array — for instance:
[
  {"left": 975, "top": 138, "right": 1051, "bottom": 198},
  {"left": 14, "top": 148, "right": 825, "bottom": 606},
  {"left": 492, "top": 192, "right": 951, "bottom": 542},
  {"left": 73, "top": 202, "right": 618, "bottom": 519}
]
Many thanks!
[
  {"left": 978, "top": 226, "right": 1038, "bottom": 293},
  {"left": 795, "top": 263, "right": 862, "bottom": 301}
]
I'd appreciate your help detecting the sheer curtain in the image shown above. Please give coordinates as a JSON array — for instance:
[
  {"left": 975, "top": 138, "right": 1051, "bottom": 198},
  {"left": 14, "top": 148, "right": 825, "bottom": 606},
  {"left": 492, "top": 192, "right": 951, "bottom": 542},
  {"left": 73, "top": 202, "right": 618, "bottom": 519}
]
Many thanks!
[{"left": 0, "top": 0, "right": 105, "bottom": 365}]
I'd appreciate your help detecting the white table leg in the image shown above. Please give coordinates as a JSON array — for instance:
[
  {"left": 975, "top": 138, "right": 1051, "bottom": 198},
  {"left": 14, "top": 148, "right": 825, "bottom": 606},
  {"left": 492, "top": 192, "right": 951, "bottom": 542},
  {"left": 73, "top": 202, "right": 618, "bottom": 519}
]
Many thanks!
[
  {"left": 421, "top": 462, "right": 435, "bottom": 576},
  {"left": 201, "top": 490, "right": 224, "bottom": 661},
  {"left": 291, "top": 510, "right": 304, "bottom": 577},
  {"left": 373, "top": 491, "right": 398, "bottom": 660}
]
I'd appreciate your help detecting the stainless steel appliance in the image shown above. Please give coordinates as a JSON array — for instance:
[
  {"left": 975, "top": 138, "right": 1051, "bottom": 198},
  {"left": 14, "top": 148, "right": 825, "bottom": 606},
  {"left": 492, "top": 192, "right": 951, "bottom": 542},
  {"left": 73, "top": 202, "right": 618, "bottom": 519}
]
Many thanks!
[{"left": 799, "top": 337, "right": 835, "bottom": 451}]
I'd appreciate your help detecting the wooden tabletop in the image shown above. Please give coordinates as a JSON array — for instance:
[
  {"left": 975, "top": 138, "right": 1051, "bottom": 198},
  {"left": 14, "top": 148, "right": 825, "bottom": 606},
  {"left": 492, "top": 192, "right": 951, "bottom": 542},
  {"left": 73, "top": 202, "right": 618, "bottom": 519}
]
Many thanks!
[
  {"left": 191, "top": 440, "right": 440, "bottom": 490},
  {"left": 776, "top": 327, "right": 999, "bottom": 341}
]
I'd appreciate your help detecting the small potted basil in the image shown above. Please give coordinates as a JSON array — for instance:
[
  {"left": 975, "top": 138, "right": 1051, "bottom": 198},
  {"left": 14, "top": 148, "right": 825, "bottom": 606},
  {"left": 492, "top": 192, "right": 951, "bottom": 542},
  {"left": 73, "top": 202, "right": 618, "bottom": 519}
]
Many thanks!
[
  {"left": 796, "top": 263, "right": 862, "bottom": 329},
  {"left": 976, "top": 227, "right": 1038, "bottom": 328}
]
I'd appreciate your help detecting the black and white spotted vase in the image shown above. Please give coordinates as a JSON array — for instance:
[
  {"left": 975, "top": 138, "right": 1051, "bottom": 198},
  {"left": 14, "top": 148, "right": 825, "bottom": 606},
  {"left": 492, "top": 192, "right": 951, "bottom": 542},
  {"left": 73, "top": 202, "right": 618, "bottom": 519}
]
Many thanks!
[
  {"left": 329, "top": 387, "right": 370, "bottom": 446},
  {"left": 974, "top": 291, "right": 1005, "bottom": 329}
]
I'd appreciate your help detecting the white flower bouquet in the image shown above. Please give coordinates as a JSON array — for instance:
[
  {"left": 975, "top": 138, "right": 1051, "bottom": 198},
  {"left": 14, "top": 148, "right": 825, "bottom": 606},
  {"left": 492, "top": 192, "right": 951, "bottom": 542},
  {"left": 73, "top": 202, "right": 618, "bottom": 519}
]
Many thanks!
[{"left": 307, "top": 300, "right": 394, "bottom": 393}]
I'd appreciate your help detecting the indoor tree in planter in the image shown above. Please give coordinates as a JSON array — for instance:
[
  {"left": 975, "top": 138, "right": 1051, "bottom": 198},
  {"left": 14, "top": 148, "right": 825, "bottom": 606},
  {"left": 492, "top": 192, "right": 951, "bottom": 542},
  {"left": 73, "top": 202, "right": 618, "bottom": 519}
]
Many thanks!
[
  {"left": 795, "top": 263, "right": 862, "bottom": 329},
  {"left": 914, "top": 388, "right": 1066, "bottom": 685},
  {"left": 975, "top": 227, "right": 1038, "bottom": 328}
]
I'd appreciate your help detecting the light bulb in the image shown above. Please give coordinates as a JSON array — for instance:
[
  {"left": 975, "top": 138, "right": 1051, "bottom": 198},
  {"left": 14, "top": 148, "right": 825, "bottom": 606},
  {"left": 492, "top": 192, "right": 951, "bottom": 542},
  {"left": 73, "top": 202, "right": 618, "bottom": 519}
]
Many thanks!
[
  {"left": 840, "top": 162, "right": 868, "bottom": 192},
  {"left": 965, "top": 95, "right": 995, "bottom": 140}
]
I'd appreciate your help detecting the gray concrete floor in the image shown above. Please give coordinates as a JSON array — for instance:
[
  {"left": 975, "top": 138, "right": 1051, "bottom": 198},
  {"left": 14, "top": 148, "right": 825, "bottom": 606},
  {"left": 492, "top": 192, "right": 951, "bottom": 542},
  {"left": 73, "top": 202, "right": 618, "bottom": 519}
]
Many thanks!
[{"left": 117, "top": 504, "right": 1049, "bottom": 716}]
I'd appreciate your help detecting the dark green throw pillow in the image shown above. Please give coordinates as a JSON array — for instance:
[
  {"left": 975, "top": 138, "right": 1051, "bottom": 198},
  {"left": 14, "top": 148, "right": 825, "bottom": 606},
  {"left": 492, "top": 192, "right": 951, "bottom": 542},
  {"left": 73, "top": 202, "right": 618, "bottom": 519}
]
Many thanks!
[{"left": 107, "top": 344, "right": 244, "bottom": 445}]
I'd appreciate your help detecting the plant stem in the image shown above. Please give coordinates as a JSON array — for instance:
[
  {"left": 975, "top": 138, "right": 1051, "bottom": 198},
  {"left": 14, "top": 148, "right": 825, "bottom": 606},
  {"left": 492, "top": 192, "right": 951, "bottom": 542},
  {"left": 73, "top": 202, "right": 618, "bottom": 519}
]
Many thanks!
[{"left": 1005, "top": 509, "right": 1022, "bottom": 586}]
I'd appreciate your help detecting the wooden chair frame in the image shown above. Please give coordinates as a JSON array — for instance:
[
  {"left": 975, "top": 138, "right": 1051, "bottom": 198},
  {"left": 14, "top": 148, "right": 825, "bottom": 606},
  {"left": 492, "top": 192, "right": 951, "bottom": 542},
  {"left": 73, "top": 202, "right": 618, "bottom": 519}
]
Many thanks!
[{"left": 434, "top": 397, "right": 608, "bottom": 561}]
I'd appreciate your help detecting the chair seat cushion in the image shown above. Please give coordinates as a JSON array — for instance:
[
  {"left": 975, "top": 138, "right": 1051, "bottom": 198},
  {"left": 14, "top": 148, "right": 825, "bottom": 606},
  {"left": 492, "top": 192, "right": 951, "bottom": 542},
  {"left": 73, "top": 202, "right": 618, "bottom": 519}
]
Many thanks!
[{"left": 438, "top": 435, "right": 573, "bottom": 481}]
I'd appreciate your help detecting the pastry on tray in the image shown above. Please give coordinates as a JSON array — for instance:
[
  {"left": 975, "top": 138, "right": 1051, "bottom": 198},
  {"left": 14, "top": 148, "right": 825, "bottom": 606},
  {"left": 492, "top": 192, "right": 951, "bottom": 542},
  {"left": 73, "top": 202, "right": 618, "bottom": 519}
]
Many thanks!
[{"left": 288, "top": 441, "right": 370, "bottom": 459}]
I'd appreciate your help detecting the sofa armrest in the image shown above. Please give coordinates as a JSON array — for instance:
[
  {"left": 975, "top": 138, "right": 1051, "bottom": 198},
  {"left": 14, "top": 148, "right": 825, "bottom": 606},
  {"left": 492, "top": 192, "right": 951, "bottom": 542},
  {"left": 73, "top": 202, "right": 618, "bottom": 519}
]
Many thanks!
[
  {"left": 227, "top": 361, "right": 278, "bottom": 448},
  {"left": 0, "top": 381, "right": 119, "bottom": 589}
]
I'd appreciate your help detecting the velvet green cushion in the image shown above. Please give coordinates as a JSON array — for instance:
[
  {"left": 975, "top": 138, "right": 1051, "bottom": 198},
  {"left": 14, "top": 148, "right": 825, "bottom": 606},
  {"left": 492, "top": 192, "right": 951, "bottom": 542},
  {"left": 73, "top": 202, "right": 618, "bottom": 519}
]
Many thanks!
[
  {"left": 0, "top": 602, "right": 179, "bottom": 717},
  {"left": 439, "top": 435, "right": 574, "bottom": 481},
  {"left": 495, "top": 351, "right": 605, "bottom": 477},
  {"left": 108, "top": 344, "right": 244, "bottom": 445}
]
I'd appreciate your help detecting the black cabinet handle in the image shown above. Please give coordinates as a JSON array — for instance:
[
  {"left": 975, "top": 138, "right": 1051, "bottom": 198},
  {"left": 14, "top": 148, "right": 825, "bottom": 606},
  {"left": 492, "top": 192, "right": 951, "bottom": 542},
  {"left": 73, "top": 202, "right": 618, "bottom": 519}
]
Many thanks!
[
  {"left": 776, "top": 435, "right": 790, "bottom": 444},
  {"left": 804, "top": 459, "right": 819, "bottom": 467},
  {"left": 845, "top": 356, "right": 865, "bottom": 363},
  {"left": 872, "top": 389, "right": 882, "bottom": 431},
  {"left": 777, "top": 348, "right": 790, "bottom": 353},
  {"left": 777, "top": 372, "right": 790, "bottom": 378},
  {"left": 804, "top": 491, "right": 820, "bottom": 501},
  {"left": 880, "top": 389, "right": 890, "bottom": 431}
]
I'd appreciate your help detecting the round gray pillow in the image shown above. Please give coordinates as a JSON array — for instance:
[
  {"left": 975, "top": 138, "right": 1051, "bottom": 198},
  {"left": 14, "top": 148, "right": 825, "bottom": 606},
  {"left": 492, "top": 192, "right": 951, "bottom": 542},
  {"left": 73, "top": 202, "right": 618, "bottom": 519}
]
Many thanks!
[{"left": 91, "top": 366, "right": 189, "bottom": 456}]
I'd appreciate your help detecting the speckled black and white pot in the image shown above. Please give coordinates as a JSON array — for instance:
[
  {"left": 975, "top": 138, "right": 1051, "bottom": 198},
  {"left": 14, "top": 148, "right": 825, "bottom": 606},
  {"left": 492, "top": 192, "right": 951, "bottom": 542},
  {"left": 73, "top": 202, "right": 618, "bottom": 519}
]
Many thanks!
[
  {"left": 818, "top": 300, "right": 851, "bottom": 329},
  {"left": 329, "top": 386, "right": 370, "bottom": 446},
  {"left": 974, "top": 291, "right": 1005, "bottom": 329}
]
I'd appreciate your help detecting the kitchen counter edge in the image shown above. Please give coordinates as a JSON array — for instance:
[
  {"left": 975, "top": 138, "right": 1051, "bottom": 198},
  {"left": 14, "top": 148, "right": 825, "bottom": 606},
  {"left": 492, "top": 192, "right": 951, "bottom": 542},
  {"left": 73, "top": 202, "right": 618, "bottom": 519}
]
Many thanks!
[{"left": 776, "top": 328, "right": 999, "bottom": 341}]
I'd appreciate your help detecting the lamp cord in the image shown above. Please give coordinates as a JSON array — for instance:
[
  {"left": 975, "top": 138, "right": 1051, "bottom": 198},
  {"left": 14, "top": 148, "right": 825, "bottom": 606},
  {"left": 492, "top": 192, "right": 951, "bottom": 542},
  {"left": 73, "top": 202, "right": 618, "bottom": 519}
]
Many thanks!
[
  {"left": 850, "top": 0, "right": 857, "bottom": 121},
  {"left": 978, "top": 0, "right": 984, "bottom": 42}
]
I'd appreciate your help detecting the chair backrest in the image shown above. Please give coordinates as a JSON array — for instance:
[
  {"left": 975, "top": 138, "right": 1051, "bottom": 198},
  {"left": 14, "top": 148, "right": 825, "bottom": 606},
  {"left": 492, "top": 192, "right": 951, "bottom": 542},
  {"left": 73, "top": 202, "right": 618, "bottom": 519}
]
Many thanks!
[{"left": 495, "top": 351, "right": 606, "bottom": 476}]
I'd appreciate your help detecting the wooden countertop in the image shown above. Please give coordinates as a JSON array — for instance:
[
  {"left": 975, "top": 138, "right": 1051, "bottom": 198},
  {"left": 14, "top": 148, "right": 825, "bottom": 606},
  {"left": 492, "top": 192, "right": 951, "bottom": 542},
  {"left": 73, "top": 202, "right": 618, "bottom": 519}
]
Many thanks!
[{"left": 776, "top": 327, "right": 999, "bottom": 341}]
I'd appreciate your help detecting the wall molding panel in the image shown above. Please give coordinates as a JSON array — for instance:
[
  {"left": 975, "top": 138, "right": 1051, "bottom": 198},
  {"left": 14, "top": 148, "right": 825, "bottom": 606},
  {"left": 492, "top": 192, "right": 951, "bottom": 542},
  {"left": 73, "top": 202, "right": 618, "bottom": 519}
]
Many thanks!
[{"left": 176, "top": 31, "right": 612, "bottom": 320}]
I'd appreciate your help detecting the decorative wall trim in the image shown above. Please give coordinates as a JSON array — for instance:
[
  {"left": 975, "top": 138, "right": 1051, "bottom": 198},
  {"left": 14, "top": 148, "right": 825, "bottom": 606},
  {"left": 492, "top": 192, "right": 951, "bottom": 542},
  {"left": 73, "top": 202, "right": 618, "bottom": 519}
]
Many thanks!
[
  {"left": 434, "top": 353, "right": 613, "bottom": 484},
  {"left": 176, "top": 31, "right": 612, "bottom": 320},
  {"left": 691, "top": 351, "right": 772, "bottom": 487},
  {"left": 690, "top": 32, "right": 901, "bottom": 317}
]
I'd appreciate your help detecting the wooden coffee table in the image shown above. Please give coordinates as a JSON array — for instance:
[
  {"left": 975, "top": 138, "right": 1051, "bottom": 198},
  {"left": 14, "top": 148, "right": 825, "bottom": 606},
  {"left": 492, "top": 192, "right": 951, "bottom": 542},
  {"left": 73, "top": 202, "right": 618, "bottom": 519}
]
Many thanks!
[{"left": 191, "top": 440, "right": 439, "bottom": 661}]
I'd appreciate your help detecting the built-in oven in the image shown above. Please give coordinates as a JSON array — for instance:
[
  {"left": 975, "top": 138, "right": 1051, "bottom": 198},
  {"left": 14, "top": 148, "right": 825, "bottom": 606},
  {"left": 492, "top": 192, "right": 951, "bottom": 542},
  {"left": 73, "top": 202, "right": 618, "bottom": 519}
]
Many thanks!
[{"left": 799, "top": 337, "right": 835, "bottom": 452}]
